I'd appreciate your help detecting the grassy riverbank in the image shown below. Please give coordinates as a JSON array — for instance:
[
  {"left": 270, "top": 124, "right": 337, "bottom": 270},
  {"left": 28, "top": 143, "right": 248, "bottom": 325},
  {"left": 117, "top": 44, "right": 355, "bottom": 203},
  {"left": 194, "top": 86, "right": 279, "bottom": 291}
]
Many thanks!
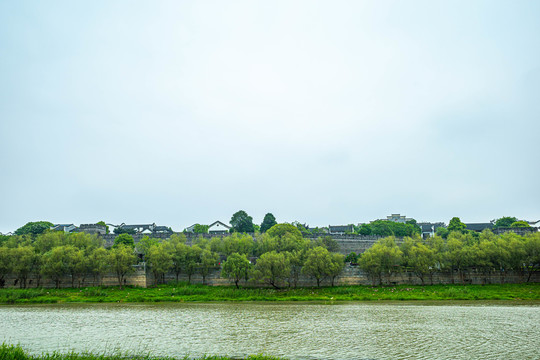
[
  {"left": 0, "top": 283, "right": 539, "bottom": 304},
  {"left": 0, "top": 344, "right": 283, "bottom": 360}
]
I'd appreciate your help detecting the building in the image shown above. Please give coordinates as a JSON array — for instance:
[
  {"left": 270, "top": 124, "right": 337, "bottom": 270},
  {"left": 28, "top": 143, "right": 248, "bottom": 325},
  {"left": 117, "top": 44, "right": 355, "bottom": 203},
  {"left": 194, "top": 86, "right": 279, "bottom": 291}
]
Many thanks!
[
  {"left": 115, "top": 223, "right": 172, "bottom": 234},
  {"left": 208, "top": 221, "right": 231, "bottom": 234},
  {"left": 328, "top": 225, "right": 354, "bottom": 235},
  {"left": 75, "top": 224, "right": 107, "bottom": 235},
  {"left": 50, "top": 224, "right": 77, "bottom": 233},
  {"left": 386, "top": 214, "right": 412, "bottom": 223},
  {"left": 418, "top": 222, "right": 446, "bottom": 238}
]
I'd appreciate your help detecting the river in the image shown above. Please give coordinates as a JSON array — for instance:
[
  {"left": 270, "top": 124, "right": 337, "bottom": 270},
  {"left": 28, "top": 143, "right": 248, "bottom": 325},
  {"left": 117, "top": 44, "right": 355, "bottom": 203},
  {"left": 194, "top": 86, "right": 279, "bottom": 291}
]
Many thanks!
[{"left": 1, "top": 302, "right": 539, "bottom": 360}]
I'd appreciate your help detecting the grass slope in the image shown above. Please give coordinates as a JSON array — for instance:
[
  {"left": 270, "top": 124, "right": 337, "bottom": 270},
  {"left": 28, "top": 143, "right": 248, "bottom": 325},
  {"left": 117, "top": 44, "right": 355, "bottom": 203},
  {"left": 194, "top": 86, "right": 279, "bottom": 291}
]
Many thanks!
[
  {"left": 0, "top": 283, "right": 539, "bottom": 304},
  {"left": 0, "top": 344, "right": 283, "bottom": 360}
]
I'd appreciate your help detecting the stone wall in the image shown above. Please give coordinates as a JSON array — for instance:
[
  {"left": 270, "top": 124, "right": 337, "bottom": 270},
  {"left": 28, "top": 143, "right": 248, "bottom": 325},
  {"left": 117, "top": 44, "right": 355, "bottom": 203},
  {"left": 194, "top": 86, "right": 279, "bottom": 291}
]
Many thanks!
[
  {"left": 2, "top": 264, "right": 539, "bottom": 289},
  {"left": 102, "top": 232, "right": 384, "bottom": 255}
]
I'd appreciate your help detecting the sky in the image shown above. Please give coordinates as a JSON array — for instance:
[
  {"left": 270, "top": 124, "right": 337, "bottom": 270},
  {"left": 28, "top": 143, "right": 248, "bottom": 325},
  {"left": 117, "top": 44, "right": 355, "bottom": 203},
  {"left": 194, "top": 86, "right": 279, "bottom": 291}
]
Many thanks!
[{"left": 1, "top": 1, "right": 539, "bottom": 233}]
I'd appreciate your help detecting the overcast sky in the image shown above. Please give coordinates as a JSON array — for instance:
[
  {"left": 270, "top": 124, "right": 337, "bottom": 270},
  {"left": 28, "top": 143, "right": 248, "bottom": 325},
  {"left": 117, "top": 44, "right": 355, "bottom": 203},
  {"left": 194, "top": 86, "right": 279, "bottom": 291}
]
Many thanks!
[{"left": 1, "top": 1, "right": 539, "bottom": 233}]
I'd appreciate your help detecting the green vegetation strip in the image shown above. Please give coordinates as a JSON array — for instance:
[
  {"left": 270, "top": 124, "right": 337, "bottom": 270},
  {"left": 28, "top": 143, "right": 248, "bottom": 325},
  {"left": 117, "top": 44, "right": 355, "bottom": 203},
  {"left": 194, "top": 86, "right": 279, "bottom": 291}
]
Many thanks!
[
  {"left": 0, "top": 344, "right": 283, "bottom": 360},
  {"left": 1, "top": 283, "right": 539, "bottom": 304}
]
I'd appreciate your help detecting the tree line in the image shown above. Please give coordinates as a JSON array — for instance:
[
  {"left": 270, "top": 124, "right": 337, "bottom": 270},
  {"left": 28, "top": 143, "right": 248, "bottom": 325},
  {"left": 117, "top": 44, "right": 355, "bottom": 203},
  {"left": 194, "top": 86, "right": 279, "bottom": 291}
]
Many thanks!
[
  {"left": 0, "top": 224, "right": 345, "bottom": 289},
  {"left": 356, "top": 230, "right": 540, "bottom": 285}
]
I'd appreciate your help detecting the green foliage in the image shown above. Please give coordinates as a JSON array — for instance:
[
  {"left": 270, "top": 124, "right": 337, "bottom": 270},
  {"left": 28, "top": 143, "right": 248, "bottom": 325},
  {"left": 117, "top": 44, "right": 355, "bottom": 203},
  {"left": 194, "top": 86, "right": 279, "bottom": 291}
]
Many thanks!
[
  {"left": 359, "top": 237, "right": 403, "bottom": 285},
  {"left": 369, "top": 220, "right": 420, "bottom": 237},
  {"left": 494, "top": 216, "right": 518, "bottom": 228},
  {"left": 199, "top": 249, "right": 219, "bottom": 284},
  {"left": 344, "top": 252, "right": 358, "bottom": 263},
  {"left": 510, "top": 221, "right": 530, "bottom": 228},
  {"left": 136, "top": 236, "right": 159, "bottom": 257},
  {"left": 147, "top": 243, "right": 173, "bottom": 285},
  {"left": 108, "top": 244, "right": 137, "bottom": 287},
  {"left": 436, "top": 226, "right": 449, "bottom": 239},
  {"left": 357, "top": 224, "right": 372, "bottom": 235},
  {"left": 193, "top": 224, "right": 209, "bottom": 234},
  {"left": 252, "top": 251, "right": 290, "bottom": 289},
  {"left": 96, "top": 221, "right": 109, "bottom": 234},
  {"left": 113, "top": 227, "right": 136, "bottom": 235},
  {"left": 113, "top": 234, "right": 134, "bottom": 248},
  {"left": 260, "top": 213, "right": 277, "bottom": 233},
  {"left": 302, "top": 247, "right": 344, "bottom": 287},
  {"left": 230, "top": 210, "right": 255, "bottom": 233},
  {"left": 447, "top": 217, "right": 466, "bottom": 232},
  {"left": 14, "top": 221, "right": 53, "bottom": 236},
  {"left": 222, "top": 253, "right": 252, "bottom": 288}
]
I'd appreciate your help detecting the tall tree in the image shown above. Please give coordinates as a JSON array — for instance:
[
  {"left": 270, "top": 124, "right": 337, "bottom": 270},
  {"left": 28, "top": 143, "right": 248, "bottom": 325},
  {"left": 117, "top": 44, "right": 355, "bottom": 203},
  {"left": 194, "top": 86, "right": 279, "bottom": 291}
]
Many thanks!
[
  {"left": 14, "top": 221, "right": 53, "bottom": 236},
  {"left": 252, "top": 251, "right": 290, "bottom": 289},
  {"left": 494, "top": 217, "right": 518, "bottom": 228},
  {"left": 221, "top": 253, "right": 251, "bottom": 288},
  {"left": 199, "top": 249, "right": 219, "bottom": 285},
  {"left": 108, "top": 244, "right": 137, "bottom": 288},
  {"left": 447, "top": 217, "right": 466, "bottom": 233},
  {"left": 147, "top": 243, "right": 173, "bottom": 285},
  {"left": 260, "top": 213, "right": 277, "bottom": 233},
  {"left": 230, "top": 210, "right": 255, "bottom": 233},
  {"left": 113, "top": 234, "right": 135, "bottom": 248}
]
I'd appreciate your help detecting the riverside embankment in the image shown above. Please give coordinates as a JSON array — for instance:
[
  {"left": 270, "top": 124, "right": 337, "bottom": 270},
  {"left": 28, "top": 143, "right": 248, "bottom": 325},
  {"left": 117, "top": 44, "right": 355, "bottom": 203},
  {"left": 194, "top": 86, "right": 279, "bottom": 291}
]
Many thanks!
[{"left": 1, "top": 283, "right": 539, "bottom": 304}]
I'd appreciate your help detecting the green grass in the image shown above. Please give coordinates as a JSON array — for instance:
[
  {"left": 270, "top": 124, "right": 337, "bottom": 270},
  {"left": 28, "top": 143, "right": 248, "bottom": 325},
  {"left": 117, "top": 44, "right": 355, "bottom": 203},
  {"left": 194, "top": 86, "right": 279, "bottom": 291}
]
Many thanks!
[
  {"left": 0, "top": 283, "right": 539, "bottom": 304},
  {"left": 0, "top": 344, "right": 284, "bottom": 360}
]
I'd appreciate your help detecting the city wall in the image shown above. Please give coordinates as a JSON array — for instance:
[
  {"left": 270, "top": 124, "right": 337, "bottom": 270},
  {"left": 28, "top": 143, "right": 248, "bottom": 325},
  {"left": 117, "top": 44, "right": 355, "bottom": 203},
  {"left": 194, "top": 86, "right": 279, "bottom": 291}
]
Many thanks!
[
  {"left": 3, "top": 265, "right": 538, "bottom": 289},
  {"left": 101, "top": 232, "right": 384, "bottom": 255}
]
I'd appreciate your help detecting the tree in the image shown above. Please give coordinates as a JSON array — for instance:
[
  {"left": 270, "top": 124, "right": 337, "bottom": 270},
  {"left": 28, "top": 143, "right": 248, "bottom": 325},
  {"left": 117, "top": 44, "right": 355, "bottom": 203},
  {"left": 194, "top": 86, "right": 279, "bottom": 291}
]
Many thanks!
[
  {"left": 511, "top": 221, "right": 530, "bottom": 228},
  {"left": 87, "top": 247, "right": 109, "bottom": 286},
  {"left": 408, "top": 242, "right": 437, "bottom": 285},
  {"left": 327, "top": 252, "right": 345, "bottom": 286},
  {"left": 185, "top": 245, "right": 202, "bottom": 284},
  {"left": 113, "top": 234, "right": 135, "bottom": 248},
  {"left": 447, "top": 217, "right": 466, "bottom": 233},
  {"left": 0, "top": 247, "right": 11, "bottom": 288},
  {"left": 230, "top": 210, "right": 255, "bottom": 233},
  {"left": 221, "top": 253, "right": 251, "bottom": 288},
  {"left": 63, "top": 245, "right": 86, "bottom": 287},
  {"left": 147, "top": 243, "right": 173, "bottom": 285},
  {"left": 252, "top": 251, "right": 290, "bottom": 289},
  {"left": 11, "top": 246, "right": 36, "bottom": 288},
  {"left": 96, "top": 221, "right": 110, "bottom": 234},
  {"left": 359, "top": 237, "right": 402, "bottom": 285},
  {"left": 199, "top": 249, "right": 219, "bottom": 284},
  {"left": 494, "top": 217, "right": 518, "bottom": 228},
  {"left": 260, "top": 213, "right": 277, "bottom": 233},
  {"left": 523, "top": 233, "right": 540, "bottom": 282},
  {"left": 193, "top": 224, "right": 209, "bottom": 234},
  {"left": 222, "top": 233, "right": 254, "bottom": 256},
  {"left": 266, "top": 224, "right": 308, "bottom": 253},
  {"left": 345, "top": 252, "right": 358, "bottom": 264},
  {"left": 108, "top": 244, "right": 137, "bottom": 288},
  {"left": 168, "top": 240, "right": 188, "bottom": 282},
  {"left": 41, "top": 246, "right": 68, "bottom": 288},
  {"left": 114, "top": 227, "right": 136, "bottom": 235},
  {"left": 136, "top": 236, "right": 159, "bottom": 259},
  {"left": 302, "top": 246, "right": 331, "bottom": 287},
  {"left": 14, "top": 221, "right": 53, "bottom": 236},
  {"left": 436, "top": 227, "right": 449, "bottom": 239},
  {"left": 357, "top": 224, "right": 372, "bottom": 236}
]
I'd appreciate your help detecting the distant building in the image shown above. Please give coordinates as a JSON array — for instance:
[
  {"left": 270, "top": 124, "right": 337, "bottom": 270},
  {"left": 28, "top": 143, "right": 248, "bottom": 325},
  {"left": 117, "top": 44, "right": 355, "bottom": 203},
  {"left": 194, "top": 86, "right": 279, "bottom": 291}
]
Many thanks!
[
  {"left": 75, "top": 224, "right": 107, "bottom": 235},
  {"left": 418, "top": 222, "right": 446, "bottom": 238},
  {"left": 386, "top": 214, "right": 412, "bottom": 223},
  {"left": 184, "top": 224, "right": 197, "bottom": 233},
  {"left": 208, "top": 221, "right": 231, "bottom": 234},
  {"left": 328, "top": 225, "right": 354, "bottom": 235},
  {"left": 115, "top": 223, "right": 172, "bottom": 234},
  {"left": 51, "top": 224, "right": 77, "bottom": 233},
  {"left": 465, "top": 223, "right": 494, "bottom": 232}
]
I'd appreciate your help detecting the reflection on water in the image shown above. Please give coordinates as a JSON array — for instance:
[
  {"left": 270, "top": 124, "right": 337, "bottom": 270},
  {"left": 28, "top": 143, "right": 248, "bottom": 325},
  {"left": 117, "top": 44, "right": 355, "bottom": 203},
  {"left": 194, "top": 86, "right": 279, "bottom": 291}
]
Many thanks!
[{"left": 1, "top": 302, "right": 539, "bottom": 360}]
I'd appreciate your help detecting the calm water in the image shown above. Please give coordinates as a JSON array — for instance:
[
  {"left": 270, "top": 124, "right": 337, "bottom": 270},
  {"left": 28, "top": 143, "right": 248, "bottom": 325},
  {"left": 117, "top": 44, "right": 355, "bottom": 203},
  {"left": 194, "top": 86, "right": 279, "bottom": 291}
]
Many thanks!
[{"left": 1, "top": 302, "right": 539, "bottom": 360}]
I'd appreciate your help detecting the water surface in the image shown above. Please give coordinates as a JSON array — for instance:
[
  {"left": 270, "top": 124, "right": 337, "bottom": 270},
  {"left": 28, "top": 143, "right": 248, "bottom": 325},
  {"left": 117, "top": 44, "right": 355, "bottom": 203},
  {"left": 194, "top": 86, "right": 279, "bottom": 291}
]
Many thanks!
[{"left": 1, "top": 302, "right": 539, "bottom": 360}]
